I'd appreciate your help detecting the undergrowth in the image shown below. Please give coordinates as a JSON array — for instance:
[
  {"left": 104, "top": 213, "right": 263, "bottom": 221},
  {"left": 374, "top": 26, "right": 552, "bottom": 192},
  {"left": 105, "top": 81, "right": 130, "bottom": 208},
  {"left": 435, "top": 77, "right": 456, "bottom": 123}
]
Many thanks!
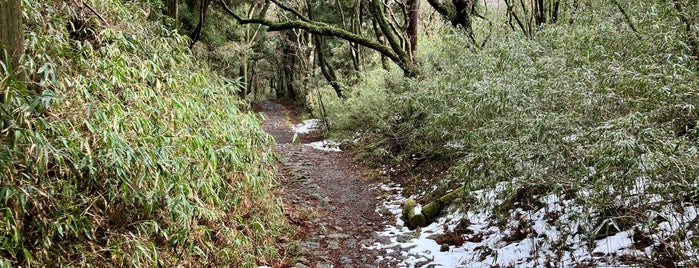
[
  {"left": 1, "top": 0, "right": 287, "bottom": 267},
  {"left": 316, "top": 0, "right": 699, "bottom": 265}
]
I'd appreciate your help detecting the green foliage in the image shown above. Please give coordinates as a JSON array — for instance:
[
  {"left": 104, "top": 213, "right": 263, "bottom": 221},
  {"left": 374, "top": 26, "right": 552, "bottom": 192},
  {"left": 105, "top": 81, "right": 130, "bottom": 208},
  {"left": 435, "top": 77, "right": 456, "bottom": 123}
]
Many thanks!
[
  {"left": 1, "top": 0, "right": 286, "bottom": 266},
  {"left": 320, "top": 1, "right": 699, "bottom": 263}
]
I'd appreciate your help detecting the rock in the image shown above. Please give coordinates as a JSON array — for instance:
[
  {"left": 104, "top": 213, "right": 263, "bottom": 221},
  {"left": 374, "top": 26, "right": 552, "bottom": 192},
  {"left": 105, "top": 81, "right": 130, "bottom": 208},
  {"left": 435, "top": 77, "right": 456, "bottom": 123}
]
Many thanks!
[
  {"left": 440, "top": 244, "right": 450, "bottom": 252},
  {"left": 327, "top": 240, "right": 339, "bottom": 250},
  {"left": 316, "top": 263, "right": 333, "bottom": 268},
  {"left": 327, "top": 233, "right": 349, "bottom": 239},
  {"left": 294, "top": 263, "right": 309, "bottom": 268},
  {"left": 301, "top": 241, "right": 321, "bottom": 249},
  {"left": 414, "top": 259, "right": 432, "bottom": 267},
  {"left": 340, "top": 256, "right": 353, "bottom": 264},
  {"left": 396, "top": 233, "right": 413, "bottom": 243},
  {"left": 343, "top": 239, "right": 357, "bottom": 248}
]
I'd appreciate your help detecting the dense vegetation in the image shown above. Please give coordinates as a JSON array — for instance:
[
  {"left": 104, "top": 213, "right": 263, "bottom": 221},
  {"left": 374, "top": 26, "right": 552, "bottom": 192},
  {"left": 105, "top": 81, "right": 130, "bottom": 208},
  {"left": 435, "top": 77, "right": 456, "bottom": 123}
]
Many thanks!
[
  {"left": 316, "top": 1, "right": 699, "bottom": 265},
  {"left": 3, "top": 0, "right": 699, "bottom": 266},
  {"left": 1, "top": 1, "right": 287, "bottom": 266}
]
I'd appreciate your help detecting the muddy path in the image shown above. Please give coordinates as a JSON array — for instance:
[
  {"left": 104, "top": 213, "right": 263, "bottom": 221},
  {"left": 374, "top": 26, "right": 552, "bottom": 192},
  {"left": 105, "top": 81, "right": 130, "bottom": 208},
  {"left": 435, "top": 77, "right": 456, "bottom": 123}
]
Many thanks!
[{"left": 252, "top": 100, "right": 397, "bottom": 268}]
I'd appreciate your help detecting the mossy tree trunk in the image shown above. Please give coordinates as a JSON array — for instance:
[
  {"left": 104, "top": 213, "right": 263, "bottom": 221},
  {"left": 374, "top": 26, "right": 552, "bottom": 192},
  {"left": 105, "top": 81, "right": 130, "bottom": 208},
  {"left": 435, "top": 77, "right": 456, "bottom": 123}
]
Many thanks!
[
  {"left": 0, "top": 0, "right": 24, "bottom": 81},
  {"left": 402, "top": 186, "right": 465, "bottom": 229},
  {"left": 216, "top": 0, "right": 421, "bottom": 77}
]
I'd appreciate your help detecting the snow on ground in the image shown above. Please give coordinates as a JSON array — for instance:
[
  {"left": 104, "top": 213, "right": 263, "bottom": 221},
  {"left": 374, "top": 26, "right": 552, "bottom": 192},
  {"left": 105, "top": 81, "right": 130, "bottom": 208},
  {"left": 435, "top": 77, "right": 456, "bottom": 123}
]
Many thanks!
[
  {"left": 292, "top": 119, "right": 323, "bottom": 134},
  {"left": 291, "top": 118, "right": 343, "bottom": 152},
  {"left": 305, "top": 140, "right": 342, "bottom": 152},
  {"left": 371, "top": 181, "right": 699, "bottom": 267}
]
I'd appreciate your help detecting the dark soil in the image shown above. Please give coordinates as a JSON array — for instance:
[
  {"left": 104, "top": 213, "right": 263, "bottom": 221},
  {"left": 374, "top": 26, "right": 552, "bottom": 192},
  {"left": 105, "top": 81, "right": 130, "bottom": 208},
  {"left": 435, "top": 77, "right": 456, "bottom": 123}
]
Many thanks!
[{"left": 252, "top": 100, "right": 396, "bottom": 268}]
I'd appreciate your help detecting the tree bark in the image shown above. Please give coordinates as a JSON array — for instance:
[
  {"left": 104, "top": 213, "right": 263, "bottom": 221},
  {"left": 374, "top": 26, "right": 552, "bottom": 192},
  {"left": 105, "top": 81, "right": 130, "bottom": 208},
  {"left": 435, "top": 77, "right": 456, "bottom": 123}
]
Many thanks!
[
  {"left": 0, "top": 0, "right": 24, "bottom": 80},
  {"left": 315, "top": 36, "right": 343, "bottom": 98},
  {"left": 189, "top": 0, "right": 211, "bottom": 48},
  {"left": 167, "top": 0, "right": 179, "bottom": 20},
  {"left": 406, "top": 0, "right": 419, "bottom": 53}
]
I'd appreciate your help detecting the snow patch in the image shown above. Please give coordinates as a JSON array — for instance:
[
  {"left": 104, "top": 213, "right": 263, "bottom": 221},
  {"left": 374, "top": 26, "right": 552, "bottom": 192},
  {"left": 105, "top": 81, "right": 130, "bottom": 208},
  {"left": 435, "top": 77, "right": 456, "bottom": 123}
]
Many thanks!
[
  {"left": 293, "top": 119, "right": 323, "bottom": 134},
  {"left": 370, "top": 180, "right": 699, "bottom": 267},
  {"left": 305, "top": 140, "right": 342, "bottom": 152}
]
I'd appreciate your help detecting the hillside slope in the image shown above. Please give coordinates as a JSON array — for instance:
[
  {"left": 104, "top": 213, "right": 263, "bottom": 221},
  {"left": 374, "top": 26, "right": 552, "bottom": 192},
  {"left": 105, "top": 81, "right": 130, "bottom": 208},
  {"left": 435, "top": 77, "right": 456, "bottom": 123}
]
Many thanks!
[{"left": 1, "top": 1, "right": 287, "bottom": 267}]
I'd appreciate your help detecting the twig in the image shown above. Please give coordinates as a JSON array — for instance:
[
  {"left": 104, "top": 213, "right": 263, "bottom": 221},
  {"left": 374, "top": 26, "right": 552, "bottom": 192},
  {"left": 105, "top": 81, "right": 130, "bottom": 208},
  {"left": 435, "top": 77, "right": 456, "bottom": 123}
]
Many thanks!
[
  {"left": 83, "top": 1, "right": 110, "bottom": 27},
  {"left": 612, "top": 0, "right": 640, "bottom": 37}
]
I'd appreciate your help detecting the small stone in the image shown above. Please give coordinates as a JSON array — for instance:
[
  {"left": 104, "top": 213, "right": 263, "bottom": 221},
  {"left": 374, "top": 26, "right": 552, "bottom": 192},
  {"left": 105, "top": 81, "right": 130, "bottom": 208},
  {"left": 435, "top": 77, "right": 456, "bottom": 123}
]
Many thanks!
[
  {"left": 440, "top": 244, "right": 450, "bottom": 252},
  {"left": 327, "top": 241, "right": 339, "bottom": 250},
  {"left": 396, "top": 234, "right": 413, "bottom": 243},
  {"left": 327, "top": 233, "right": 349, "bottom": 239},
  {"left": 294, "top": 263, "right": 309, "bottom": 268},
  {"left": 340, "top": 256, "right": 353, "bottom": 264},
  {"left": 316, "top": 263, "right": 333, "bottom": 268},
  {"left": 414, "top": 259, "right": 432, "bottom": 267},
  {"left": 343, "top": 239, "right": 357, "bottom": 248},
  {"left": 301, "top": 241, "right": 320, "bottom": 249}
]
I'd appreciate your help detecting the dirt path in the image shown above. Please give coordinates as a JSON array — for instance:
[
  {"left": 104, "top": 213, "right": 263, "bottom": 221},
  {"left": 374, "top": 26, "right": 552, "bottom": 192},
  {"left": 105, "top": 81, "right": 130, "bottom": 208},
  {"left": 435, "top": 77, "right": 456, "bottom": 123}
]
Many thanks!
[{"left": 252, "top": 100, "right": 397, "bottom": 268}]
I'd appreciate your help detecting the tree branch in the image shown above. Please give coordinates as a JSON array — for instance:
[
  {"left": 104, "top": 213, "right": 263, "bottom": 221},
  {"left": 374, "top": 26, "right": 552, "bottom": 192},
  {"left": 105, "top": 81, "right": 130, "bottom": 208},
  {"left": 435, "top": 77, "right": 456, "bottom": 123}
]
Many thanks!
[{"left": 269, "top": 0, "right": 310, "bottom": 22}]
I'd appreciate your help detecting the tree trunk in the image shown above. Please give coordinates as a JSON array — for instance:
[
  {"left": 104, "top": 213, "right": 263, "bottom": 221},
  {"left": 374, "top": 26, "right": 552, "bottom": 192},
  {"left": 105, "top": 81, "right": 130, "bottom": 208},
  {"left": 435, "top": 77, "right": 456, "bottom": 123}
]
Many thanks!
[
  {"left": 280, "top": 33, "right": 298, "bottom": 100},
  {"left": 167, "top": 0, "right": 179, "bottom": 20},
  {"left": 189, "top": 0, "right": 211, "bottom": 47},
  {"left": 0, "top": 0, "right": 24, "bottom": 80},
  {"left": 372, "top": 18, "right": 391, "bottom": 71},
  {"left": 315, "top": 36, "right": 343, "bottom": 98},
  {"left": 406, "top": 0, "right": 419, "bottom": 54},
  {"left": 350, "top": 0, "right": 363, "bottom": 73}
]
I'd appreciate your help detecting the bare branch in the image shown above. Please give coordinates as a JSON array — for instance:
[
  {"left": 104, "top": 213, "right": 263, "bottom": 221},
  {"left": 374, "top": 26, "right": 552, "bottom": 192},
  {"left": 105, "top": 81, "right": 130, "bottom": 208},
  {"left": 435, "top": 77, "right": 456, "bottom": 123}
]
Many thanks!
[{"left": 269, "top": 0, "right": 310, "bottom": 22}]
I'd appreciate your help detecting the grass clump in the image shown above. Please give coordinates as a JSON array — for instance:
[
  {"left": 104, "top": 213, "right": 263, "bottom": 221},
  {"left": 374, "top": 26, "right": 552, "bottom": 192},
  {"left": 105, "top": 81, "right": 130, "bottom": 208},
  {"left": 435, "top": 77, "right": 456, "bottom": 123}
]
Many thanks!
[
  {"left": 319, "top": 1, "right": 699, "bottom": 265},
  {"left": 1, "top": 0, "right": 287, "bottom": 267}
]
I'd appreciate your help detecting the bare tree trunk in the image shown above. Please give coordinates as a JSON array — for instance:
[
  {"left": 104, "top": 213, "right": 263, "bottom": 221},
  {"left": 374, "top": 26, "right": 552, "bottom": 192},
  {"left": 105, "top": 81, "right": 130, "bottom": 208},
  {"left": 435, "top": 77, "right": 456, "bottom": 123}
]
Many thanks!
[
  {"left": 167, "top": 0, "right": 179, "bottom": 20},
  {"left": 0, "top": 0, "right": 24, "bottom": 81},
  {"left": 406, "top": 0, "right": 420, "bottom": 54},
  {"left": 315, "top": 36, "right": 343, "bottom": 98},
  {"left": 190, "top": 0, "right": 211, "bottom": 47},
  {"left": 350, "top": 0, "right": 363, "bottom": 73}
]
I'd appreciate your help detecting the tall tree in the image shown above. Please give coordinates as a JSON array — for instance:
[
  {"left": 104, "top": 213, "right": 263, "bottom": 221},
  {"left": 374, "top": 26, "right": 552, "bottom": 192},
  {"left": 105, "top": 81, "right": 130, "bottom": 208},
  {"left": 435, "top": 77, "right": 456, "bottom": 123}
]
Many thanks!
[
  {"left": 167, "top": 0, "right": 179, "bottom": 20},
  {"left": 0, "top": 0, "right": 24, "bottom": 80},
  {"left": 190, "top": 0, "right": 211, "bottom": 47},
  {"left": 406, "top": 0, "right": 420, "bottom": 53},
  {"left": 217, "top": 0, "right": 420, "bottom": 77}
]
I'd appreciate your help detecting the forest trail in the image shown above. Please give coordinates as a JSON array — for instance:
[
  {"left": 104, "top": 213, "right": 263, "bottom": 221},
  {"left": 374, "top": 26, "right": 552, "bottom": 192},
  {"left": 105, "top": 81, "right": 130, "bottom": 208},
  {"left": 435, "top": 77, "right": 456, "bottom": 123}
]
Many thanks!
[{"left": 252, "top": 100, "right": 396, "bottom": 268}]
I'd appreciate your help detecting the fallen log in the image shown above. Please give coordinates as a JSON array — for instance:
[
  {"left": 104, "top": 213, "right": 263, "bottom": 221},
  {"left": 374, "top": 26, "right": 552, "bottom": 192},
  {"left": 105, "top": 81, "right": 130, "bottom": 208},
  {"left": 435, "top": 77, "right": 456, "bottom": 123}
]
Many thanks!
[
  {"left": 402, "top": 186, "right": 465, "bottom": 229},
  {"left": 402, "top": 198, "right": 426, "bottom": 229}
]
